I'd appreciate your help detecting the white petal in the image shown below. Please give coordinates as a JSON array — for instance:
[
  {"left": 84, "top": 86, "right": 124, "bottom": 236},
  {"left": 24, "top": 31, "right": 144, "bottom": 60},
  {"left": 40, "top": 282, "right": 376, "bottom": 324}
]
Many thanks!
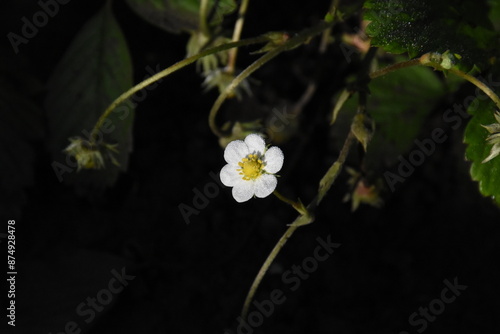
[
  {"left": 263, "top": 146, "right": 284, "bottom": 174},
  {"left": 245, "top": 134, "right": 266, "bottom": 155},
  {"left": 224, "top": 140, "right": 248, "bottom": 164},
  {"left": 254, "top": 174, "right": 277, "bottom": 198},
  {"left": 220, "top": 164, "right": 242, "bottom": 187},
  {"left": 232, "top": 180, "right": 255, "bottom": 203}
]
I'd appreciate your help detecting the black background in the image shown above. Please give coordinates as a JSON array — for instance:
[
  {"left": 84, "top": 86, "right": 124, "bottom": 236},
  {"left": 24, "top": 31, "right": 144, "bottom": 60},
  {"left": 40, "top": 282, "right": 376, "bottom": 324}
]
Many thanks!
[{"left": 1, "top": 0, "right": 499, "bottom": 333}]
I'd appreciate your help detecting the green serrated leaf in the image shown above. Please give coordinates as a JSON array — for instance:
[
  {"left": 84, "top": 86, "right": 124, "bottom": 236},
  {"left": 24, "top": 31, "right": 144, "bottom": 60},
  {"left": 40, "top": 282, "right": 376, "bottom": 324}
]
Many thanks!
[
  {"left": 45, "top": 1, "right": 134, "bottom": 193},
  {"left": 126, "top": 0, "right": 236, "bottom": 33},
  {"left": 464, "top": 97, "right": 500, "bottom": 206},
  {"left": 363, "top": 0, "right": 498, "bottom": 71}
]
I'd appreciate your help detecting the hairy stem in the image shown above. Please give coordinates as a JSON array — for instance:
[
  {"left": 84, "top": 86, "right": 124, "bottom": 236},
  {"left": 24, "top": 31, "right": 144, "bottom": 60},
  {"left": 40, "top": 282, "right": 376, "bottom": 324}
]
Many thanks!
[
  {"left": 89, "top": 36, "right": 268, "bottom": 142},
  {"left": 199, "top": 0, "right": 210, "bottom": 37},
  {"left": 369, "top": 57, "right": 421, "bottom": 79},
  {"left": 448, "top": 68, "right": 500, "bottom": 110},
  {"left": 240, "top": 31, "right": 368, "bottom": 317},
  {"left": 319, "top": 0, "right": 340, "bottom": 54},
  {"left": 370, "top": 53, "right": 500, "bottom": 110},
  {"left": 209, "top": 47, "right": 283, "bottom": 137},
  {"left": 316, "top": 130, "right": 356, "bottom": 205},
  {"left": 241, "top": 128, "right": 356, "bottom": 319},
  {"left": 209, "top": 20, "right": 335, "bottom": 137},
  {"left": 241, "top": 223, "right": 301, "bottom": 319},
  {"left": 419, "top": 52, "right": 500, "bottom": 110},
  {"left": 226, "top": 0, "right": 251, "bottom": 74},
  {"left": 273, "top": 190, "right": 299, "bottom": 208}
]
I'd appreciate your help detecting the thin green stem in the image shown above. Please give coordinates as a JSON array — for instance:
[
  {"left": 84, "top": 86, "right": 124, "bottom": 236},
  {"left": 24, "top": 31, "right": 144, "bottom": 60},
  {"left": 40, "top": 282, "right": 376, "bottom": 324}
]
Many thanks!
[
  {"left": 319, "top": 0, "right": 340, "bottom": 54},
  {"left": 370, "top": 53, "right": 500, "bottom": 109},
  {"left": 316, "top": 130, "right": 356, "bottom": 206},
  {"left": 241, "top": 222, "right": 300, "bottom": 319},
  {"left": 241, "top": 123, "right": 356, "bottom": 319},
  {"left": 89, "top": 35, "right": 268, "bottom": 142},
  {"left": 418, "top": 52, "right": 500, "bottom": 110},
  {"left": 448, "top": 68, "right": 500, "bottom": 110},
  {"left": 209, "top": 47, "right": 283, "bottom": 137},
  {"left": 199, "top": 0, "right": 210, "bottom": 37},
  {"left": 369, "top": 57, "right": 421, "bottom": 79},
  {"left": 240, "top": 42, "right": 366, "bottom": 318},
  {"left": 273, "top": 190, "right": 298, "bottom": 207},
  {"left": 273, "top": 190, "right": 306, "bottom": 215},
  {"left": 209, "top": 20, "right": 335, "bottom": 137},
  {"left": 226, "top": 0, "right": 251, "bottom": 74}
]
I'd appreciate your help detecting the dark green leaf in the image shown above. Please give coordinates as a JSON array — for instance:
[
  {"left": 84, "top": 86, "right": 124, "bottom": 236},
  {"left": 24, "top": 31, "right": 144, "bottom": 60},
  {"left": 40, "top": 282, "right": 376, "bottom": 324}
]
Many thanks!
[
  {"left": 464, "top": 97, "right": 500, "bottom": 206},
  {"left": 45, "top": 1, "right": 134, "bottom": 193},
  {"left": 364, "top": 0, "right": 498, "bottom": 70},
  {"left": 338, "top": 64, "right": 445, "bottom": 171},
  {"left": 489, "top": 0, "right": 500, "bottom": 31},
  {"left": 366, "top": 65, "right": 445, "bottom": 167},
  {"left": 126, "top": 0, "right": 236, "bottom": 33}
]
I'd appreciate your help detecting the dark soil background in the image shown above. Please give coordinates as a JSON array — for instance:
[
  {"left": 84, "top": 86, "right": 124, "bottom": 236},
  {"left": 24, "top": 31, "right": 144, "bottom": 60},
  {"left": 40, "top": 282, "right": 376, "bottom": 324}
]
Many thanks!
[{"left": 1, "top": 1, "right": 500, "bottom": 334}]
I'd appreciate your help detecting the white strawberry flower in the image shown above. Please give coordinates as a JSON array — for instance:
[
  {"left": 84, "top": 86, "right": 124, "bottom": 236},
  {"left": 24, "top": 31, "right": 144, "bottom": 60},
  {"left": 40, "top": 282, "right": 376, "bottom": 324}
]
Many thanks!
[{"left": 220, "top": 134, "right": 284, "bottom": 203}]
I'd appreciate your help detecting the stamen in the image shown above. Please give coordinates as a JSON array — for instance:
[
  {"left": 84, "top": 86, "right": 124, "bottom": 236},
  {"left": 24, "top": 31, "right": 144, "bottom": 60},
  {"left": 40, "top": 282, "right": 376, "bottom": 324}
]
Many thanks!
[{"left": 237, "top": 153, "right": 264, "bottom": 180}]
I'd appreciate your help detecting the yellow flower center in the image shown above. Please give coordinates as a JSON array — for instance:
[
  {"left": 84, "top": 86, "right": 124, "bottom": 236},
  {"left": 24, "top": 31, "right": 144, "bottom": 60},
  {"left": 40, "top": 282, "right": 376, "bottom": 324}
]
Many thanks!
[{"left": 238, "top": 154, "right": 264, "bottom": 180}]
